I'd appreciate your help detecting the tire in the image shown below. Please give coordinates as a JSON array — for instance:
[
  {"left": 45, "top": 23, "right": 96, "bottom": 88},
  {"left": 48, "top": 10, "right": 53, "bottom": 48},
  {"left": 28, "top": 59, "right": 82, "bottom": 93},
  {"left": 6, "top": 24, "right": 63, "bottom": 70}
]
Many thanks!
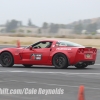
[
  {"left": 53, "top": 53, "right": 68, "bottom": 69},
  {"left": 75, "top": 64, "right": 88, "bottom": 69},
  {"left": 0, "top": 52, "right": 14, "bottom": 67},
  {"left": 23, "top": 64, "right": 33, "bottom": 68}
]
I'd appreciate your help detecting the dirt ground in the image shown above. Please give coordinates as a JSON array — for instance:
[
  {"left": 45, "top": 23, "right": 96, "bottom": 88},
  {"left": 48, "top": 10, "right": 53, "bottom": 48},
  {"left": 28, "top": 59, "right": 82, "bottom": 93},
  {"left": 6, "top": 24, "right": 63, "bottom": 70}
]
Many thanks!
[{"left": 0, "top": 36, "right": 99, "bottom": 48}]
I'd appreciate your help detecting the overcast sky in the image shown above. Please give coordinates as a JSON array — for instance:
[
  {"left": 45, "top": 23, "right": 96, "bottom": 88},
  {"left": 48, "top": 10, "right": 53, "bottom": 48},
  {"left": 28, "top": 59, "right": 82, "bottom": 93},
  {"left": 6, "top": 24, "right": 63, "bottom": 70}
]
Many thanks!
[{"left": 0, "top": 0, "right": 100, "bottom": 26}]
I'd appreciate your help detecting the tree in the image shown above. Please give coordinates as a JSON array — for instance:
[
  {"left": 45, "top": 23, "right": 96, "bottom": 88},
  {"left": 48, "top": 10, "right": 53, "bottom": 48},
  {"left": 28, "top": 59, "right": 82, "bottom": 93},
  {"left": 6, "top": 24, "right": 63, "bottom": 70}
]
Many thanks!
[
  {"left": 86, "top": 23, "right": 97, "bottom": 32},
  {"left": 28, "top": 19, "right": 33, "bottom": 26},
  {"left": 74, "top": 23, "right": 83, "bottom": 33},
  {"left": 6, "top": 19, "right": 18, "bottom": 32},
  {"left": 66, "top": 24, "right": 72, "bottom": 29},
  {"left": 91, "top": 32, "right": 96, "bottom": 35},
  {"left": 6, "top": 20, "right": 9, "bottom": 26},
  {"left": 49, "top": 23, "right": 59, "bottom": 33},
  {"left": 59, "top": 24, "right": 66, "bottom": 29},
  {"left": 27, "top": 30, "right": 32, "bottom": 33},
  {"left": 10, "top": 30, "right": 16, "bottom": 33},
  {"left": 19, "top": 21, "right": 22, "bottom": 26},
  {"left": 38, "top": 28, "right": 42, "bottom": 34},
  {"left": 55, "top": 24, "right": 59, "bottom": 31},
  {"left": 18, "top": 29, "right": 24, "bottom": 33},
  {"left": 42, "top": 22, "right": 48, "bottom": 29}
]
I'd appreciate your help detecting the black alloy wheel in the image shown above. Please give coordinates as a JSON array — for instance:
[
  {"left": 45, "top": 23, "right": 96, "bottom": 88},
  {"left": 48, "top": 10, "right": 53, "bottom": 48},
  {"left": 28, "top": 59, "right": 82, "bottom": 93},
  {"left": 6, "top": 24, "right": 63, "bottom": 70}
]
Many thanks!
[
  {"left": 53, "top": 53, "right": 68, "bottom": 69},
  {"left": 0, "top": 52, "right": 14, "bottom": 67}
]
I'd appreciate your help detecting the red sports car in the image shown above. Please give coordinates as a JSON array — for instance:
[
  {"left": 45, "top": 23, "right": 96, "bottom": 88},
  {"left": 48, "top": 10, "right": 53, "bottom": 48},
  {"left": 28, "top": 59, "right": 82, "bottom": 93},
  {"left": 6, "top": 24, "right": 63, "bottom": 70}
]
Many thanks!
[{"left": 0, "top": 39, "right": 97, "bottom": 69}]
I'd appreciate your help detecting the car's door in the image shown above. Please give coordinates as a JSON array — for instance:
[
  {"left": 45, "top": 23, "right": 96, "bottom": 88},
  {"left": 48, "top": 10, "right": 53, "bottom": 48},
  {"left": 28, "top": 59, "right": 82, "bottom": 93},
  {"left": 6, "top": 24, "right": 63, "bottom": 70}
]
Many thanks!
[{"left": 21, "top": 41, "right": 52, "bottom": 64}]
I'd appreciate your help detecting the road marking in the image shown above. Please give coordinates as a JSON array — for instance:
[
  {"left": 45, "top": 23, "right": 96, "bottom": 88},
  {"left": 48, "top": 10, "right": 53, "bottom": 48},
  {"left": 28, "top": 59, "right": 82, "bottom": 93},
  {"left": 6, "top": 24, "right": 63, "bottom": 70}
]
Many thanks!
[
  {"left": 0, "top": 70, "right": 100, "bottom": 76},
  {"left": 1, "top": 79, "right": 100, "bottom": 90}
]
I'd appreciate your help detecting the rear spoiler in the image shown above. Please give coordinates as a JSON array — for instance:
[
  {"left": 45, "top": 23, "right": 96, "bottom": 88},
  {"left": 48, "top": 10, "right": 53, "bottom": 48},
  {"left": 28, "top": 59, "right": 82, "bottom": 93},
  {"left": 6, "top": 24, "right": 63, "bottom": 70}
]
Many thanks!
[{"left": 85, "top": 47, "right": 92, "bottom": 48}]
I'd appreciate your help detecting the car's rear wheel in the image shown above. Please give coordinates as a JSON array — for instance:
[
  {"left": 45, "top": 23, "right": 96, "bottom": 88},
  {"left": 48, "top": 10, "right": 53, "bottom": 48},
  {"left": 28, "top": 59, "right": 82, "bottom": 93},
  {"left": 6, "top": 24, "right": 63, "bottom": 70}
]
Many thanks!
[
  {"left": 75, "top": 64, "right": 88, "bottom": 69},
  {"left": 53, "top": 53, "right": 68, "bottom": 69},
  {"left": 0, "top": 52, "right": 14, "bottom": 67},
  {"left": 23, "top": 64, "right": 33, "bottom": 68}
]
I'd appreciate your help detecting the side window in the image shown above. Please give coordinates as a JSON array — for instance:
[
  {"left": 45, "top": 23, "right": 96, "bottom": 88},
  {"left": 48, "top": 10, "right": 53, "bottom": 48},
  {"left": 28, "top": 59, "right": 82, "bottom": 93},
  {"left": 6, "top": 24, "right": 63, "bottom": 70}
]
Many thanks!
[
  {"left": 60, "top": 42, "right": 66, "bottom": 46},
  {"left": 55, "top": 42, "right": 67, "bottom": 46},
  {"left": 32, "top": 41, "right": 52, "bottom": 49}
]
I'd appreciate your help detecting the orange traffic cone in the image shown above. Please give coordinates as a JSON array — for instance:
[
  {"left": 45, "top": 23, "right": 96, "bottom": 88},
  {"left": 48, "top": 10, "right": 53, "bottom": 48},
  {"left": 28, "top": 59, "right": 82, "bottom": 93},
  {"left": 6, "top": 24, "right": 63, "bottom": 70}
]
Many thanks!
[
  {"left": 78, "top": 85, "right": 85, "bottom": 100},
  {"left": 17, "top": 40, "right": 20, "bottom": 48}
]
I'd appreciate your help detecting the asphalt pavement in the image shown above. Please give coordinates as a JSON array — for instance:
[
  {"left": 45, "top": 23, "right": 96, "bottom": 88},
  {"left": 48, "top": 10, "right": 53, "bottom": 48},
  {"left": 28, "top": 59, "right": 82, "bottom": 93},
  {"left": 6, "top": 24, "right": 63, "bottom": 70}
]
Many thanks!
[{"left": 0, "top": 45, "right": 100, "bottom": 100}]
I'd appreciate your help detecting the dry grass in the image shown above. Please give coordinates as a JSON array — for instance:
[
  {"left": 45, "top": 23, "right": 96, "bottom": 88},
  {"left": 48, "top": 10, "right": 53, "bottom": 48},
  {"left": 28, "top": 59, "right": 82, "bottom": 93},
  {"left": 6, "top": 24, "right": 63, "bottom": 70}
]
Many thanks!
[{"left": 0, "top": 36, "right": 100, "bottom": 48}]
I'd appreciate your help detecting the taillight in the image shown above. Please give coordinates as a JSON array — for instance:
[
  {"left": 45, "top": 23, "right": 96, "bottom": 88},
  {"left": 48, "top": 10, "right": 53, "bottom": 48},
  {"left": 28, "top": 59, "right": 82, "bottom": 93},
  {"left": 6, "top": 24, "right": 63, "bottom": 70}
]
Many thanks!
[
  {"left": 78, "top": 48, "right": 84, "bottom": 53},
  {"left": 78, "top": 49, "right": 81, "bottom": 53},
  {"left": 93, "top": 48, "right": 97, "bottom": 53}
]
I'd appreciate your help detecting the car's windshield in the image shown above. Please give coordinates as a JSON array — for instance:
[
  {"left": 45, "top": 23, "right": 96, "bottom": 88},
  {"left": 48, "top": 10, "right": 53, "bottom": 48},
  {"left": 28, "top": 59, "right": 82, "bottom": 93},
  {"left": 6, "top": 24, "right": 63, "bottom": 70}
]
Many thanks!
[{"left": 57, "top": 41, "right": 84, "bottom": 47}]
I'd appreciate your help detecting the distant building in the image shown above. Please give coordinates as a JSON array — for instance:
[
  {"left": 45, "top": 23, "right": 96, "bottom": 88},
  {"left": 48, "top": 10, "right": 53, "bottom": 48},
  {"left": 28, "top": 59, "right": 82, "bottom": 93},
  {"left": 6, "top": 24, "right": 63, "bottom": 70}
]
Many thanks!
[
  {"left": 41, "top": 28, "right": 49, "bottom": 35},
  {"left": 57, "top": 29, "right": 74, "bottom": 36},
  {"left": 0, "top": 26, "right": 6, "bottom": 33},
  {"left": 81, "top": 30, "right": 87, "bottom": 34},
  {"left": 96, "top": 29, "right": 100, "bottom": 34},
  {"left": 16, "top": 26, "right": 39, "bottom": 34}
]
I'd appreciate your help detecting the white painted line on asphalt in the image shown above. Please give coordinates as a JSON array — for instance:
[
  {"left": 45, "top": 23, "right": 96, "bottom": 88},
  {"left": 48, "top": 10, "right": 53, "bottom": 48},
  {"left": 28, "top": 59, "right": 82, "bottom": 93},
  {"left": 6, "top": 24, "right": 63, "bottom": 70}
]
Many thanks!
[
  {"left": 1, "top": 79, "right": 100, "bottom": 90},
  {"left": 61, "top": 73, "right": 100, "bottom": 75},
  {"left": 0, "top": 79, "right": 100, "bottom": 90},
  {"left": 0, "top": 70, "right": 30, "bottom": 73},
  {"left": 1, "top": 70, "right": 100, "bottom": 76}
]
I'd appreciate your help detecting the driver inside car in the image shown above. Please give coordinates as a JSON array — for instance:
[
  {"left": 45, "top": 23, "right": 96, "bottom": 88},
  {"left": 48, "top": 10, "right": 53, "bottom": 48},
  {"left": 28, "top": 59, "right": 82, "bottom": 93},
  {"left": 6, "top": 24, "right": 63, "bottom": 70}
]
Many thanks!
[{"left": 32, "top": 42, "right": 52, "bottom": 49}]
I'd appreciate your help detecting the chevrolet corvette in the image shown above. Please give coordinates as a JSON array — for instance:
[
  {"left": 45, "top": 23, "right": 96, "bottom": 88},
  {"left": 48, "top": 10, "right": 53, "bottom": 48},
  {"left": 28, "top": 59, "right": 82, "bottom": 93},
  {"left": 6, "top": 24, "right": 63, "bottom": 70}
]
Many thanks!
[{"left": 0, "top": 39, "right": 97, "bottom": 69}]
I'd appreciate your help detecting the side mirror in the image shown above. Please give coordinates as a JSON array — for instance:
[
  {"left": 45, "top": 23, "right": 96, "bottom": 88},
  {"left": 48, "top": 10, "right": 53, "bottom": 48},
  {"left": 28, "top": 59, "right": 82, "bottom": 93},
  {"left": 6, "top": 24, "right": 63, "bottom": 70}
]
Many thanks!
[{"left": 29, "top": 46, "right": 32, "bottom": 50}]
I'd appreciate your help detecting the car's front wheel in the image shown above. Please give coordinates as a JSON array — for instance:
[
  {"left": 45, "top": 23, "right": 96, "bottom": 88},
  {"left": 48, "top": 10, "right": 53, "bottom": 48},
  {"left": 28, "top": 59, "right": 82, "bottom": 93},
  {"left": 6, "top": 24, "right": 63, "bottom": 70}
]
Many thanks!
[
  {"left": 53, "top": 53, "right": 68, "bottom": 69},
  {"left": 23, "top": 64, "right": 33, "bottom": 68},
  {"left": 0, "top": 52, "right": 14, "bottom": 67}
]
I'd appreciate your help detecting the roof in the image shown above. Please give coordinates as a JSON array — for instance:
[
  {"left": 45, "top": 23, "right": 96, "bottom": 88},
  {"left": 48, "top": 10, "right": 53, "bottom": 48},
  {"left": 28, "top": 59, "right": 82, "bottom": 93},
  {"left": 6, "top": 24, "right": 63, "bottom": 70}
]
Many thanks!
[
  {"left": 40, "top": 39, "right": 83, "bottom": 47},
  {"left": 40, "top": 39, "right": 59, "bottom": 42}
]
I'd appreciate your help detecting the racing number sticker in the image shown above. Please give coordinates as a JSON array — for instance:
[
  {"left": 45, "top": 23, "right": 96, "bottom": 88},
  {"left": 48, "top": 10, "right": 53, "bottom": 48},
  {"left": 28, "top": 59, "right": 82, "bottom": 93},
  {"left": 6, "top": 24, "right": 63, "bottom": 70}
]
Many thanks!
[
  {"left": 35, "top": 54, "right": 42, "bottom": 60},
  {"left": 30, "top": 54, "right": 42, "bottom": 60}
]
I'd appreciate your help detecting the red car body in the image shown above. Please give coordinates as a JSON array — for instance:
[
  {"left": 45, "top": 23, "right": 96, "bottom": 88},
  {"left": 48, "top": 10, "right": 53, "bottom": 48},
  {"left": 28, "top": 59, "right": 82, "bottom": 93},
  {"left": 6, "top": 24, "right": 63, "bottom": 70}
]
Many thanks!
[{"left": 0, "top": 39, "right": 97, "bottom": 68}]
